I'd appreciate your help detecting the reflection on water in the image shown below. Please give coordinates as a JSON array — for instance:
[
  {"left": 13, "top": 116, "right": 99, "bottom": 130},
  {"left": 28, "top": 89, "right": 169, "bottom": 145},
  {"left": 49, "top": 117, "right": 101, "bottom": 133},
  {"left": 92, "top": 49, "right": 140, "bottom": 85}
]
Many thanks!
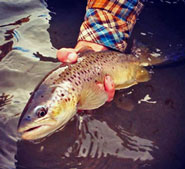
[
  {"left": 74, "top": 115, "right": 156, "bottom": 160},
  {"left": 138, "top": 94, "right": 157, "bottom": 104},
  {"left": 0, "top": 0, "right": 185, "bottom": 169},
  {"left": 0, "top": 16, "right": 30, "bottom": 28},
  {"left": 0, "top": 93, "right": 13, "bottom": 111},
  {"left": 15, "top": 113, "right": 157, "bottom": 169}
]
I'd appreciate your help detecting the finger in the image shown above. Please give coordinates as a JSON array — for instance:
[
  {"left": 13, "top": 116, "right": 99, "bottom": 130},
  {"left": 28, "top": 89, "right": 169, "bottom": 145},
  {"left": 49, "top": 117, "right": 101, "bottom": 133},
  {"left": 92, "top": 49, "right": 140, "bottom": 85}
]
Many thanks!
[
  {"left": 96, "top": 76, "right": 115, "bottom": 102},
  {"left": 96, "top": 82, "right": 105, "bottom": 90},
  {"left": 104, "top": 75, "right": 115, "bottom": 102},
  {"left": 57, "top": 48, "right": 78, "bottom": 63}
]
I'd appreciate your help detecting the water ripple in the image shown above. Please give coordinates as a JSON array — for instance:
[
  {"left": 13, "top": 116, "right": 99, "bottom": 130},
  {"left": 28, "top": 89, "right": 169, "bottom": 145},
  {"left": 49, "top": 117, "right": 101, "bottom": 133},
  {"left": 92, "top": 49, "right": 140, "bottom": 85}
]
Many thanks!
[
  {"left": 66, "top": 114, "right": 157, "bottom": 161},
  {"left": 0, "top": 93, "right": 13, "bottom": 111}
]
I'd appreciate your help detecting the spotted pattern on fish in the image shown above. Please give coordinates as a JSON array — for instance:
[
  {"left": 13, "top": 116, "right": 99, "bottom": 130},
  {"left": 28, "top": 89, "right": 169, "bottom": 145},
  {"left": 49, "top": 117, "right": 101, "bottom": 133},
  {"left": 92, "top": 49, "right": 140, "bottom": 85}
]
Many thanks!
[{"left": 17, "top": 50, "right": 165, "bottom": 140}]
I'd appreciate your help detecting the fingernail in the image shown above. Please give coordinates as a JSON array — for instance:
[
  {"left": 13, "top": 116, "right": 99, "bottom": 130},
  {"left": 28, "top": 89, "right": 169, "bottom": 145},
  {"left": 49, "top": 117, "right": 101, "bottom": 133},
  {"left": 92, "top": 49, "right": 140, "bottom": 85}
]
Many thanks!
[
  {"left": 68, "top": 53, "right": 77, "bottom": 62},
  {"left": 68, "top": 53, "right": 76, "bottom": 59}
]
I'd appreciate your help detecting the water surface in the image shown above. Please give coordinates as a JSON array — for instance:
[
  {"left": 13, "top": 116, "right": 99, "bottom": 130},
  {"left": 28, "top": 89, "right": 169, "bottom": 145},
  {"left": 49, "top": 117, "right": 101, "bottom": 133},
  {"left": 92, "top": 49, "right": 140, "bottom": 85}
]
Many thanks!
[{"left": 0, "top": 0, "right": 185, "bottom": 169}]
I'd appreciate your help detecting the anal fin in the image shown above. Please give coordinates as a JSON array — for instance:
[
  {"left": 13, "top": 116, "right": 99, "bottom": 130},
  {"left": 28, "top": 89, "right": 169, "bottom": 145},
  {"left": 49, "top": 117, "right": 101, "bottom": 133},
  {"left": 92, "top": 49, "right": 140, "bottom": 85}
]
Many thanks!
[
  {"left": 115, "top": 81, "right": 137, "bottom": 90},
  {"left": 115, "top": 66, "right": 150, "bottom": 90},
  {"left": 135, "top": 67, "right": 150, "bottom": 83}
]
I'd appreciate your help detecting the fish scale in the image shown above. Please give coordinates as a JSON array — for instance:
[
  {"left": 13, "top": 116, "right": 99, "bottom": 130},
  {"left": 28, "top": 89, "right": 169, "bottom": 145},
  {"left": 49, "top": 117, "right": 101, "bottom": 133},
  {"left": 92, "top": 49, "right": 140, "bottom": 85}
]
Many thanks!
[
  {"left": 17, "top": 50, "right": 165, "bottom": 140},
  {"left": 54, "top": 51, "right": 133, "bottom": 90}
]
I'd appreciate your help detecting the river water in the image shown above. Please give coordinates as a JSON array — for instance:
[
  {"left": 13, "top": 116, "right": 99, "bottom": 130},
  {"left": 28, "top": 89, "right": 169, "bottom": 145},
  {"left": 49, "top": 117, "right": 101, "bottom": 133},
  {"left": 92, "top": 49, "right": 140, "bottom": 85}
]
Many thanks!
[{"left": 0, "top": 0, "right": 185, "bottom": 169}]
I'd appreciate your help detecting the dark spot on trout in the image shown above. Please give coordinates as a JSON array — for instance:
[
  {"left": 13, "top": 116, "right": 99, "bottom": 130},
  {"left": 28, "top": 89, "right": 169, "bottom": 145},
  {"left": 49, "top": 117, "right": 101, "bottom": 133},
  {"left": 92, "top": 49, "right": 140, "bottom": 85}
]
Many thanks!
[
  {"left": 72, "top": 88, "right": 75, "bottom": 91},
  {"left": 67, "top": 78, "right": 72, "bottom": 82},
  {"left": 75, "top": 82, "right": 78, "bottom": 86},
  {"left": 51, "top": 88, "right": 55, "bottom": 93},
  {"left": 61, "top": 93, "right": 64, "bottom": 97},
  {"left": 68, "top": 98, "right": 71, "bottom": 101}
]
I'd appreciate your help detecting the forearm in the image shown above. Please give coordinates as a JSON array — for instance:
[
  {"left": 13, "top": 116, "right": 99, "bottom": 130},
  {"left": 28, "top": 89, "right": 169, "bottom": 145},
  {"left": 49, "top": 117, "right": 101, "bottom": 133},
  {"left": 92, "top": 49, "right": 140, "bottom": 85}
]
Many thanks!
[{"left": 78, "top": 0, "right": 143, "bottom": 52}]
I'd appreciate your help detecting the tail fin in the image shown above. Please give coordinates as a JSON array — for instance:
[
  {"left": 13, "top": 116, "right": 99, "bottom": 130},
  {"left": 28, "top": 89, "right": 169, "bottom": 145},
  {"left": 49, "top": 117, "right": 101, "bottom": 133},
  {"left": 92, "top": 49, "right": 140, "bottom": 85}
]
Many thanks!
[
  {"left": 163, "top": 45, "right": 185, "bottom": 61},
  {"left": 131, "top": 40, "right": 167, "bottom": 66}
]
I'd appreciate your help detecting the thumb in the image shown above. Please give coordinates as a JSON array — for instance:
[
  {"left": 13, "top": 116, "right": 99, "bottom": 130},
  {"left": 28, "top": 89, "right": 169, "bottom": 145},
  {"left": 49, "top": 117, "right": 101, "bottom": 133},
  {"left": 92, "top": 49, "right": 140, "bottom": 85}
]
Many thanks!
[{"left": 57, "top": 48, "right": 78, "bottom": 63}]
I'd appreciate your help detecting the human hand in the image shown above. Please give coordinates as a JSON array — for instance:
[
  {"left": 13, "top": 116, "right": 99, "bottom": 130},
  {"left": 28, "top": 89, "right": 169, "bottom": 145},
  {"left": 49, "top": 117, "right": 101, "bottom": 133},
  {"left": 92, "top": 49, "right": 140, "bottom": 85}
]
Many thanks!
[
  {"left": 57, "top": 41, "right": 108, "bottom": 63},
  {"left": 56, "top": 41, "right": 114, "bottom": 102}
]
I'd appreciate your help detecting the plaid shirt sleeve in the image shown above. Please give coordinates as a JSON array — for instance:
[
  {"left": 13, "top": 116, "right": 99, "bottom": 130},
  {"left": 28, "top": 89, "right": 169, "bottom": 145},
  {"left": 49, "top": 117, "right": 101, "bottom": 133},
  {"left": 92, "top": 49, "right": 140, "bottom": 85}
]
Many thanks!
[{"left": 77, "top": 0, "right": 143, "bottom": 52}]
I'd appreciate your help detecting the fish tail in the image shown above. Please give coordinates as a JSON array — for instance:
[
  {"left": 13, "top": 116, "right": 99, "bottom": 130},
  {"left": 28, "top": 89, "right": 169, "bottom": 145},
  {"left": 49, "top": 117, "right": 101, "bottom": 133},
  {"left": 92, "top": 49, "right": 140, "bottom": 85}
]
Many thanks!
[
  {"left": 164, "top": 46, "right": 185, "bottom": 61},
  {"left": 131, "top": 40, "right": 167, "bottom": 66}
]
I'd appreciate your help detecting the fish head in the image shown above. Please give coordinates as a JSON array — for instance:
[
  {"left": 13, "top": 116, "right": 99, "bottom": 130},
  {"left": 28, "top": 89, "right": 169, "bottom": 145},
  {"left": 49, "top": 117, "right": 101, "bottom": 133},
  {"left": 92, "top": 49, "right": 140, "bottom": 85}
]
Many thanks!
[{"left": 18, "top": 83, "right": 77, "bottom": 140}]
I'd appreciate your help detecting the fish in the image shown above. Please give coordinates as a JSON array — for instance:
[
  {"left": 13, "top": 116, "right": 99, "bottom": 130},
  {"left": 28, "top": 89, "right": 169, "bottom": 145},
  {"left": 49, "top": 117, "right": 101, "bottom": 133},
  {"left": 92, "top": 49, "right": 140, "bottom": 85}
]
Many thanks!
[{"left": 17, "top": 47, "right": 165, "bottom": 140}]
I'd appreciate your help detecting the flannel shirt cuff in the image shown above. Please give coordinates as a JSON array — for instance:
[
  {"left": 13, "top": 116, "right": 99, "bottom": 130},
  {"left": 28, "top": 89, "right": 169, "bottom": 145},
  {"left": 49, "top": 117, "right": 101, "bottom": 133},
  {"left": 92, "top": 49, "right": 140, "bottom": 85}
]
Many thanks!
[{"left": 78, "top": 0, "right": 143, "bottom": 52}]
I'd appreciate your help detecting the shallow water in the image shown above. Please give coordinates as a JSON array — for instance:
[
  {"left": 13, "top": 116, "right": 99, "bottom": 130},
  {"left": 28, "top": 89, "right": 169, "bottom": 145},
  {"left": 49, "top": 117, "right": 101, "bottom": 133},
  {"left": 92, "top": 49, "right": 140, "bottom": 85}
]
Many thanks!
[{"left": 0, "top": 0, "right": 185, "bottom": 169}]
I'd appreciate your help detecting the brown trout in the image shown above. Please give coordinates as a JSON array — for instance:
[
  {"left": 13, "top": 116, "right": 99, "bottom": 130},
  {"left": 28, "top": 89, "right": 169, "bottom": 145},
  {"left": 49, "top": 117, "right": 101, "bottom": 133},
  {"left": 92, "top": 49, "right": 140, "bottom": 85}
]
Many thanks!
[{"left": 18, "top": 49, "right": 164, "bottom": 140}]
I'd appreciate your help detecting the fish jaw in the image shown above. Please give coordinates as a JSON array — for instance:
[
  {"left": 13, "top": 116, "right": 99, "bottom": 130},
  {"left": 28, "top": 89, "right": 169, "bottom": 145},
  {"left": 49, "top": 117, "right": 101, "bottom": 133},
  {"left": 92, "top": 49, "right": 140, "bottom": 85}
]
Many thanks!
[
  {"left": 18, "top": 117, "right": 57, "bottom": 140},
  {"left": 20, "top": 125, "right": 51, "bottom": 140},
  {"left": 18, "top": 101, "right": 78, "bottom": 140}
]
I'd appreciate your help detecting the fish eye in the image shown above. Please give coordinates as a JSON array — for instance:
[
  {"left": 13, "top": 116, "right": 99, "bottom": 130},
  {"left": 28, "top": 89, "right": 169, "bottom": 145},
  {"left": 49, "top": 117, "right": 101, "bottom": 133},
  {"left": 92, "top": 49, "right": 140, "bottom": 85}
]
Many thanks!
[{"left": 35, "top": 106, "right": 48, "bottom": 118}]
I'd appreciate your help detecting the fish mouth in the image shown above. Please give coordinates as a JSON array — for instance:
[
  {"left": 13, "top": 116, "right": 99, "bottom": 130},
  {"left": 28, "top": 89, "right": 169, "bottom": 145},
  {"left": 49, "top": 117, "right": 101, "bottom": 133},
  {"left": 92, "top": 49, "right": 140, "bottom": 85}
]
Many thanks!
[
  {"left": 18, "top": 117, "right": 57, "bottom": 140},
  {"left": 23, "top": 125, "right": 42, "bottom": 133},
  {"left": 18, "top": 124, "right": 42, "bottom": 133},
  {"left": 19, "top": 124, "right": 52, "bottom": 140}
]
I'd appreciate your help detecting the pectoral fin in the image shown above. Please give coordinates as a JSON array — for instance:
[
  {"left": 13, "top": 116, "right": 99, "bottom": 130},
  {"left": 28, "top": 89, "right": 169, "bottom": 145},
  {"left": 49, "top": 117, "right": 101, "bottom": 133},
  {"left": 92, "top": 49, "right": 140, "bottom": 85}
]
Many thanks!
[{"left": 78, "top": 83, "right": 108, "bottom": 110}]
